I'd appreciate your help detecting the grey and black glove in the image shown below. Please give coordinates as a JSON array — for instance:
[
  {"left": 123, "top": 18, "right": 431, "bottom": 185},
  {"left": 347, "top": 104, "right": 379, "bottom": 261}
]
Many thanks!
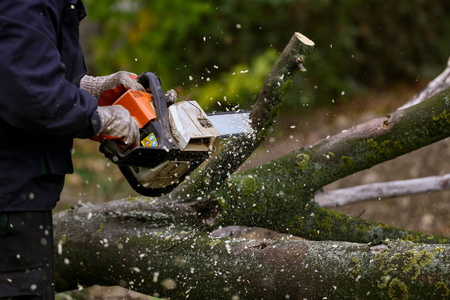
[
  {"left": 95, "top": 105, "right": 140, "bottom": 147},
  {"left": 80, "top": 71, "right": 145, "bottom": 99}
]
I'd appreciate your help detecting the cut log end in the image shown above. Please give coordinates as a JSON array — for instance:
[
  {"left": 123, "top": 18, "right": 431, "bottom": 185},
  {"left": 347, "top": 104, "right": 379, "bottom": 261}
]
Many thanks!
[{"left": 295, "top": 32, "right": 315, "bottom": 46}]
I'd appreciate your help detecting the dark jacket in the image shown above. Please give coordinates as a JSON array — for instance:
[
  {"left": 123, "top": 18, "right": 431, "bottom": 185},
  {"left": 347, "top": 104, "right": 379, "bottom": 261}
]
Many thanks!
[{"left": 0, "top": 0, "right": 101, "bottom": 211}]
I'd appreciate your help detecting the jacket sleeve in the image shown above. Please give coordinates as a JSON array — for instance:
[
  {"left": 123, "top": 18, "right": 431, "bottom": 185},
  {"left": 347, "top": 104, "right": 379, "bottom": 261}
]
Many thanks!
[{"left": 0, "top": 0, "right": 100, "bottom": 139}]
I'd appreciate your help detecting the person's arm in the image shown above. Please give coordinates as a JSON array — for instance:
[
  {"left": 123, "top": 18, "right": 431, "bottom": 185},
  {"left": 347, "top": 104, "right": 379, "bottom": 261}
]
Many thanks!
[{"left": 0, "top": 1, "right": 100, "bottom": 138}]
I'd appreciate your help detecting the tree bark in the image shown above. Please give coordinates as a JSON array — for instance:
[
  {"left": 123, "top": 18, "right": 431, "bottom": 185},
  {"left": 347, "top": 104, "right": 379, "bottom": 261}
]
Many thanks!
[{"left": 54, "top": 33, "right": 450, "bottom": 297}]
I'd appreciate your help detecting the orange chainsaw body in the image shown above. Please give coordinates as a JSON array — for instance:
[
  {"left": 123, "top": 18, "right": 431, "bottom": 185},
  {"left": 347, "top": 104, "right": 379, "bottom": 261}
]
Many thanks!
[{"left": 113, "top": 90, "right": 156, "bottom": 128}]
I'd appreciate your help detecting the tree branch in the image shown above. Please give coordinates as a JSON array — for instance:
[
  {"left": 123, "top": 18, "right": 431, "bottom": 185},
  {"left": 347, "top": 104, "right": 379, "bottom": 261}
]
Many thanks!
[
  {"left": 216, "top": 88, "right": 450, "bottom": 243},
  {"left": 170, "top": 33, "right": 315, "bottom": 201},
  {"left": 316, "top": 173, "right": 450, "bottom": 208},
  {"left": 311, "top": 58, "right": 450, "bottom": 208},
  {"left": 399, "top": 57, "right": 450, "bottom": 110}
]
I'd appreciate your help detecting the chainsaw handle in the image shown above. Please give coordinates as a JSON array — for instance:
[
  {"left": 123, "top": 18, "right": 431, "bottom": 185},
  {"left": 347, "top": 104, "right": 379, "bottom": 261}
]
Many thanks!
[
  {"left": 138, "top": 72, "right": 170, "bottom": 119},
  {"left": 137, "top": 72, "right": 175, "bottom": 149}
]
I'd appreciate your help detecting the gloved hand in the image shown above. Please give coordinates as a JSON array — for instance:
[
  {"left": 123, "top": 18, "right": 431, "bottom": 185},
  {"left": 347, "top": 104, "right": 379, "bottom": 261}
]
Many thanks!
[
  {"left": 95, "top": 105, "right": 140, "bottom": 147},
  {"left": 80, "top": 71, "right": 145, "bottom": 99}
]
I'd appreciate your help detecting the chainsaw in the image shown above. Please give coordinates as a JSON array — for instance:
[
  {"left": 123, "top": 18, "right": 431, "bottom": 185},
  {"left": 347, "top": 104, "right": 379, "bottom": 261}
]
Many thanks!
[{"left": 100, "top": 72, "right": 253, "bottom": 196}]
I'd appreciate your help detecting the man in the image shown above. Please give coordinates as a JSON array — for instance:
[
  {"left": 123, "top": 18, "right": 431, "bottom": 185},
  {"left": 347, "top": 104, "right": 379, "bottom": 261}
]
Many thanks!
[{"left": 0, "top": 1, "right": 142, "bottom": 298}]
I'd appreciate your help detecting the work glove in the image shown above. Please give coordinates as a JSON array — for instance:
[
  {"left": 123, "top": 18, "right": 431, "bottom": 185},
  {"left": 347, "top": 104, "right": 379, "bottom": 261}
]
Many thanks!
[
  {"left": 95, "top": 105, "right": 140, "bottom": 147},
  {"left": 80, "top": 71, "right": 145, "bottom": 100}
]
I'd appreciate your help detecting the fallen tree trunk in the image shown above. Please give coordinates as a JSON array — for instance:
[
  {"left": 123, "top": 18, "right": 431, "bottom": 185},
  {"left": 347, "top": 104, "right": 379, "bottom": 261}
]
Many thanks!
[
  {"left": 54, "top": 209, "right": 450, "bottom": 299},
  {"left": 54, "top": 33, "right": 450, "bottom": 297}
]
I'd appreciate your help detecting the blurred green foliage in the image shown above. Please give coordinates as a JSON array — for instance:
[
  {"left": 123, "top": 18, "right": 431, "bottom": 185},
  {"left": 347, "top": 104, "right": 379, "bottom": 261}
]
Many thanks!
[{"left": 82, "top": 0, "right": 450, "bottom": 111}]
